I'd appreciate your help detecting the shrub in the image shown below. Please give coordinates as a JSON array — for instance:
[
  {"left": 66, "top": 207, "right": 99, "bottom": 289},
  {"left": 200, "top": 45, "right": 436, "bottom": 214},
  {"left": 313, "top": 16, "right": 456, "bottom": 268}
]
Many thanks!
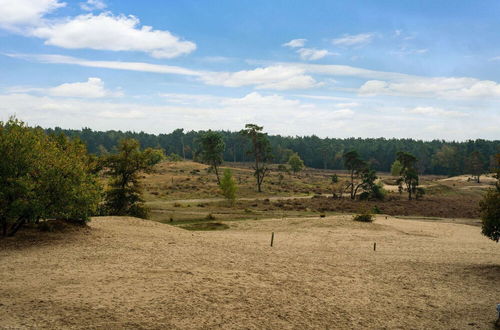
[
  {"left": 479, "top": 188, "right": 500, "bottom": 242},
  {"left": 353, "top": 212, "right": 374, "bottom": 222},
  {"left": 219, "top": 168, "right": 237, "bottom": 205},
  {"left": 416, "top": 187, "right": 426, "bottom": 200}
]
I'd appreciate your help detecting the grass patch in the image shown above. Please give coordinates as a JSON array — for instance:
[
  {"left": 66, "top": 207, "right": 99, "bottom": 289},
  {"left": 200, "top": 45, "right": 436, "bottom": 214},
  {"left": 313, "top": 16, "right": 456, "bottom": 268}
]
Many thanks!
[{"left": 179, "top": 222, "right": 230, "bottom": 231}]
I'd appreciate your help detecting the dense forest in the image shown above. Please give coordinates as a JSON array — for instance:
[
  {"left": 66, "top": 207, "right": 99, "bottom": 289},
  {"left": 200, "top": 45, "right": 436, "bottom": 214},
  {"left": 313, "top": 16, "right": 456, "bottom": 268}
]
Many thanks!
[{"left": 45, "top": 127, "right": 500, "bottom": 176}]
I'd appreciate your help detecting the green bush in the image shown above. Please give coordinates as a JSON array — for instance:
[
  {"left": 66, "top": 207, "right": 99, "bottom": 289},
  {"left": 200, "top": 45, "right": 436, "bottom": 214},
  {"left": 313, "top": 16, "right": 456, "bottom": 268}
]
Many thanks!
[
  {"left": 480, "top": 189, "right": 500, "bottom": 242},
  {"left": 353, "top": 212, "right": 374, "bottom": 222},
  {"left": 219, "top": 168, "right": 237, "bottom": 205}
]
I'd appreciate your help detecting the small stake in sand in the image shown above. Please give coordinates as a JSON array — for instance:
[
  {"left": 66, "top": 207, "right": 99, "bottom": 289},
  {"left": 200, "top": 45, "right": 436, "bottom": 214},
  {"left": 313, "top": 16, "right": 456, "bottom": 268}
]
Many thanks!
[
  {"left": 271, "top": 232, "right": 274, "bottom": 247},
  {"left": 374, "top": 242, "right": 376, "bottom": 251}
]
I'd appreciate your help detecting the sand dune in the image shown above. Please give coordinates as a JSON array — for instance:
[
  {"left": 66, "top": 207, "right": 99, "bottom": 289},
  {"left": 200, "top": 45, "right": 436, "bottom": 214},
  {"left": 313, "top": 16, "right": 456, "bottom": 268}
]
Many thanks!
[{"left": 1, "top": 216, "right": 499, "bottom": 329}]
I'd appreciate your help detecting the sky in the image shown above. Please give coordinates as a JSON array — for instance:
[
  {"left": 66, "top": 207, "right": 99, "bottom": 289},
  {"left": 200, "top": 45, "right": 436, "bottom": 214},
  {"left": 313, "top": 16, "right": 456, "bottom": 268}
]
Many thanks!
[{"left": 0, "top": 0, "right": 500, "bottom": 140}]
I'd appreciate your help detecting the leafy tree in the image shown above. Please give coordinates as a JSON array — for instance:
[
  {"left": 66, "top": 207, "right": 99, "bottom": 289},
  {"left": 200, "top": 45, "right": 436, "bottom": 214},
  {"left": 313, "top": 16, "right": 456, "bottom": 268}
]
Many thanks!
[
  {"left": 198, "top": 130, "right": 225, "bottom": 184},
  {"left": 432, "top": 145, "right": 461, "bottom": 175},
  {"left": 395, "top": 151, "right": 419, "bottom": 200},
  {"left": 343, "top": 150, "right": 367, "bottom": 199},
  {"left": 288, "top": 152, "right": 305, "bottom": 173},
  {"left": 359, "top": 168, "right": 385, "bottom": 201},
  {"left": 101, "top": 139, "right": 163, "bottom": 218},
  {"left": 0, "top": 118, "right": 101, "bottom": 237},
  {"left": 219, "top": 168, "right": 237, "bottom": 205},
  {"left": 240, "top": 124, "right": 272, "bottom": 192},
  {"left": 466, "top": 151, "right": 484, "bottom": 183},
  {"left": 391, "top": 160, "right": 403, "bottom": 176}
]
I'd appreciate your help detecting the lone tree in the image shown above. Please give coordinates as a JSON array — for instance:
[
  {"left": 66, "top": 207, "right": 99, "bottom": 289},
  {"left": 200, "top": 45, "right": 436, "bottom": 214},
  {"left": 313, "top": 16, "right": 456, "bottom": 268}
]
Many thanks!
[
  {"left": 240, "top": 124, "right": 272, "bottom": 192},
  {"left": 467, "top": 150, "right": 484, "bottom": 183},
  {"left": 101, "top": 139, "right": 163, "bottom": 218},
  {"left": 343, "top": 150, "right": 367, "bottom": 199},
  {"left": 395, "top": 151, "right": 419, "bottom": 200},
  {"left": 198, "top": 130, "right": 225, "bottom": 184},
  {"left": 288, "top": 152, "right": 305, "bottom": 174},
  {"left": 479, "top": 154, "right": 500, "bottom": 242},
  {"left": 0, "top": 118, "right": 101, "bottom": 237},
  {"left": 219, "top": 168, "right": 238, "bottom": 205}
]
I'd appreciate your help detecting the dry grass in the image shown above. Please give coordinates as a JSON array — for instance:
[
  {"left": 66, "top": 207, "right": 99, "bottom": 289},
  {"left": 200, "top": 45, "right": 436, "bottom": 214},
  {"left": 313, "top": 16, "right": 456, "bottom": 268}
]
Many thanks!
[{"left": 1, "top": 216, "right": 499, "bottom": 329}]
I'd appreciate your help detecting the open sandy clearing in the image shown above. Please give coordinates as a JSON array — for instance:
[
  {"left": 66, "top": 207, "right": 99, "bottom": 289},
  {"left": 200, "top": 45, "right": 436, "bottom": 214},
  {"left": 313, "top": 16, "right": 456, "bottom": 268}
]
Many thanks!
[{"left": 1, "top": 216, "right": 499, "bottom": 329}]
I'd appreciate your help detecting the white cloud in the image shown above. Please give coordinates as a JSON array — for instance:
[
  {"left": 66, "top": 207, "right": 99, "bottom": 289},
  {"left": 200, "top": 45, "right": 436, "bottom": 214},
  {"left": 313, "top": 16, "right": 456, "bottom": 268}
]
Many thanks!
[
  {"left": 0, "top": 0, "right": 65, "bottom": 30},
  {"left": 49, "top": 77, "right": 122, "bottom": 98},
  {"left": 407, "top": 106, "right": 467, "bottom": 118},
  {"left": 99, "top": 110, "right": 144, "bottom": 119},
  {"left": 359, "top": 77, "right": 500, "bottom": 98},
  {"left": 489, "top": 56, "right": 500, "bottom": 61},
  {"left": 221, "top": 92, "right": 300, "bottom": 107},
  {"left": 0, "top": 92, "right": 496, "bottom": 140},
  {"left": 8, "top": 53, "right": 202, "bottom": 76},
  {"left": 11, "top": 53, "right": 500, "bottom": 97},
  {"left": 332, "top": 33, "right": 374, "bottom": 47},
  {"left": 201, "top": 65, "right": 320, "bottom": 90},
  {"left": 283, "top": 38, "right": 307, "bottom": 48},
  {"left": 32, "top": 13, "right": 196, "bottom": 58},
  {"left": 335, "top": 102, "right": 359, "bottom": 108},
  {"left": 80, "top": 0, "right": 106, "bottom": 11},
  {"left": 296, "top": 48, "right": 333, "bottom": 61}
]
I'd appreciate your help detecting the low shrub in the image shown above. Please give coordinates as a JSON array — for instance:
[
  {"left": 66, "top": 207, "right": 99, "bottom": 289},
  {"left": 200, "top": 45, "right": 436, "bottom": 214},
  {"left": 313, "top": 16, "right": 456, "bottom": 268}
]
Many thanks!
[{"left": 353, "top": 212, "right": 374, "bottom": 222}]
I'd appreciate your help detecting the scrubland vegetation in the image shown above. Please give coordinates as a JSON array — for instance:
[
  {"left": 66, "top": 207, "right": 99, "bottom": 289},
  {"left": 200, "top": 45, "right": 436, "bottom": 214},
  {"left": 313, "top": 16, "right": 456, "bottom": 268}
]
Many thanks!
[{"left": 1, "top": 118, "right": 500, "bottom": 329}]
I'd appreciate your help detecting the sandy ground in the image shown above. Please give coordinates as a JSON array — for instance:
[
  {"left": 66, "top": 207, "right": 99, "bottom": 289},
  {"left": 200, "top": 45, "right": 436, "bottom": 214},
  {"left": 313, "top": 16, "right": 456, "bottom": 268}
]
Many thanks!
[{"left": 1, "top": 216, "right": 499, "bottom": 329}]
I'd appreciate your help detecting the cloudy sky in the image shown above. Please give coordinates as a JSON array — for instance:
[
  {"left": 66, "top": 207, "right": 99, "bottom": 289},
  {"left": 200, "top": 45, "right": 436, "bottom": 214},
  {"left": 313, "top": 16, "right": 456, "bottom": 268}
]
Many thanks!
[{"left": 1, "top": 0, "right": 499, "bottom": 140}]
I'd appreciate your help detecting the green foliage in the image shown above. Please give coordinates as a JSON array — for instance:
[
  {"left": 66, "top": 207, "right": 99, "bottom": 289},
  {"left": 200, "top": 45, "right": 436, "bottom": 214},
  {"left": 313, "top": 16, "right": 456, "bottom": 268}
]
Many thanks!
[
  {"left": 219, "top": 168, "right": 238, "bottom": 205},
  {"left": 479, "top": 155, "right": 500, "bottom": 242},
  {"left": 331, "top": 174, "right": 339, "bottom": 183},
  {"left": 343, "top": 150, "right": 368, "bottom": 199},
  {"left": 479, "top": 189, "right": 500, "bottom": 242},
  {"left": 466, "top": 151, "right": 484, "bottom": 183},
  {"left": 166, "top": 153, "right": 183, "bottom": 162},
  {"left": 198, "top": 130, "right": 225, "bottom": 183},
  {"left": 240, "top": 124, "right": 272, "bottom": 192},
  {"left": 396, "top": 151, "right": 419, "bottom": 200},
  {"left": 47, "top": 126, "right": 499, "bottom": 176},
  {"left": 416, "top": 187, "right": 426, "bottom": 200},
  {"left": 0, "top": 118, "right": 101, "bottom": 237},
  {"left": 101, "top": 138, "right": 163, "bottom": 218},
  {"left": 353, "top": 212, "right": 374, "bottom": 222},
  {"left": 288, "top": 152, "right": 305, "bottom": 173},
  {"left": 391, "top": 160, "right": 403, "bottom": 176}
]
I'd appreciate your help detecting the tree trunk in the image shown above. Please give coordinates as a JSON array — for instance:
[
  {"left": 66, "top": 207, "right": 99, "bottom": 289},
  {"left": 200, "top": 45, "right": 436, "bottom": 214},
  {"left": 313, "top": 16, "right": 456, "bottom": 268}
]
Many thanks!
[
  {"left": 214, "top": 163, "right": 220, "bottom": 185},
  {"left": 8, "top": 218, "right": 25, "bottom": 237},
  {"left": 1, "top": 218, "right": 7, "bottom": 237}
]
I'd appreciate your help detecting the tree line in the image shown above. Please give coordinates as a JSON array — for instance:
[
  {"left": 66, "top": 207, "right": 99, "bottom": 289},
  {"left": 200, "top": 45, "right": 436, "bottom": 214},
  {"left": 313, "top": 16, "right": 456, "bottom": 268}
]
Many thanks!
[
  {"left": 46, "top": 126, "right": 500, "bottom": 176},
  {"left": 2, "top": 119, "right": 499, "bottom": 244}
]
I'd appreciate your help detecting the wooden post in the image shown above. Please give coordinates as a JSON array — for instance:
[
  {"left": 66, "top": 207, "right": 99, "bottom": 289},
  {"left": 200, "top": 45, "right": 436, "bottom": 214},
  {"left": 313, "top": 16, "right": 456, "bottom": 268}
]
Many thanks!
[
  {"left": 271, "top": 232, "right": 274, "bottom": 247},
  {"left": 374, "top": 242, "right": 376, "bottom": 251}
]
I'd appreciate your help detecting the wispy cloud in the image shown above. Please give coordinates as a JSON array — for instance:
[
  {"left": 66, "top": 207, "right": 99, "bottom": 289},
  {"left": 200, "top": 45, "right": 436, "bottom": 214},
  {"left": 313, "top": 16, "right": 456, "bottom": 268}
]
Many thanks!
[
  {"left": 296, "top": 48, "right": 335, "bottom": 61},
  {"left": 283, "top": 38, "right": 307, "bottom": 48},
  {"left": 79, "top": 0, "right": 107, "bottom": 11},
  {"left": 332, "top": 33, "right": 374, "bottom": 47}
]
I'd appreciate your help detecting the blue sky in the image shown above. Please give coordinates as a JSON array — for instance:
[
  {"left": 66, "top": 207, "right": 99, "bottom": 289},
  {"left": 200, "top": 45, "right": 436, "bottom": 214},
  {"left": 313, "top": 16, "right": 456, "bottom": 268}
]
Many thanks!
[{"left": 1, "top": 0, "right": 499, "bottom": 140}]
